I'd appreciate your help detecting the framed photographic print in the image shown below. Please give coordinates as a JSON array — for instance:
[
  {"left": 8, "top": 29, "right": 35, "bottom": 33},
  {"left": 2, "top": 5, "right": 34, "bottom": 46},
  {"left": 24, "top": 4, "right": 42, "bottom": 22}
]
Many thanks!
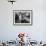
[{"left": 13, "top": 10, "right": 33, "bottom": 25}]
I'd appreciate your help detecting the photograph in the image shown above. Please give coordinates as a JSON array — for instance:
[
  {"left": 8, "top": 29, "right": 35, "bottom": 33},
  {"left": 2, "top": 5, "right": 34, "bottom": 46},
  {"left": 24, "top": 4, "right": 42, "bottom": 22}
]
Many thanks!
[
  {"left": 13, "top": 10, "right": 32, "bottom": 25},
  {"left": 0, "top": 0, "right": 46, "bottom": 46}
]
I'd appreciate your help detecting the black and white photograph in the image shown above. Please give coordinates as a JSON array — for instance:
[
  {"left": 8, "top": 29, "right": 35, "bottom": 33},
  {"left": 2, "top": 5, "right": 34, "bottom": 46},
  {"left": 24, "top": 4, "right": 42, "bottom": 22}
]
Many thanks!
[{"left": 13, "top": 10, "right": 32, "bottom": 25}]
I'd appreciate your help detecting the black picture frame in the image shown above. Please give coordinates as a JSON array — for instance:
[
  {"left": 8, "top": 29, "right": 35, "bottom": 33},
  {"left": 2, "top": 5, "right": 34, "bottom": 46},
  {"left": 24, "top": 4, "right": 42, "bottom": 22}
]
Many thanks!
[{"left": 13, "top": 10, "right": 33, "bottom": 26}]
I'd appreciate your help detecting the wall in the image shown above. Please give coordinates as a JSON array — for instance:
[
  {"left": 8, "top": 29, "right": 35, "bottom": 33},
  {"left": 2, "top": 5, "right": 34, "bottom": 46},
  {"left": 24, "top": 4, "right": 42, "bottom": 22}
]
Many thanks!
[{"left": 0, "top": 0, "right": 46, "bottom": 42}]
